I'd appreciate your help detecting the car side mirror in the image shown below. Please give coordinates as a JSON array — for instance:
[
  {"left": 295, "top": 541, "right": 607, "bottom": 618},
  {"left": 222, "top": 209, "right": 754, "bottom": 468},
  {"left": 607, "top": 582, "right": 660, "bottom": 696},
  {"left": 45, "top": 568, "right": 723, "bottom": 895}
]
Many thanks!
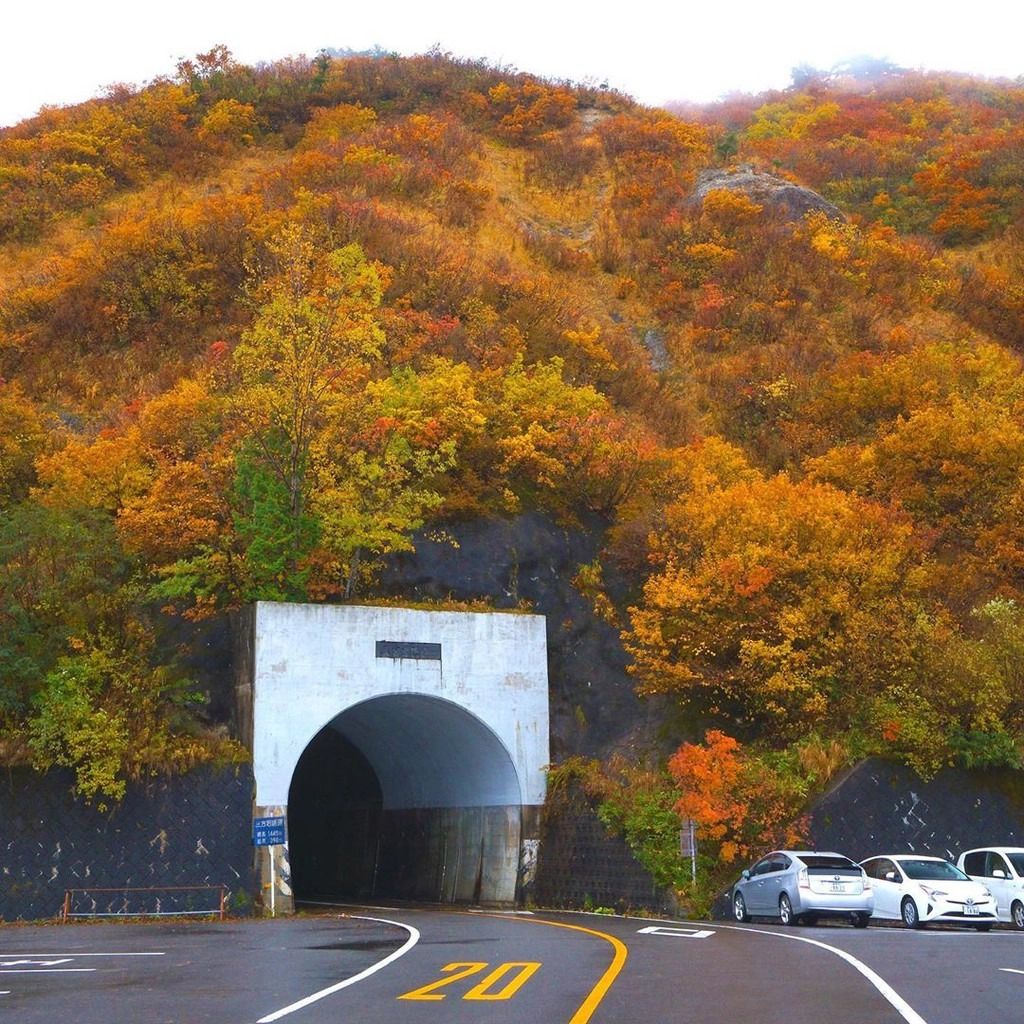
[
  {"left": 741, "top": 869, "right": 751, "bottom": 880},
  {"left": 993, "top": 868, "right": 1008, "bottom": 879},
  {"left": 884, "top": 870, "right": 897, "bottom": 881}
]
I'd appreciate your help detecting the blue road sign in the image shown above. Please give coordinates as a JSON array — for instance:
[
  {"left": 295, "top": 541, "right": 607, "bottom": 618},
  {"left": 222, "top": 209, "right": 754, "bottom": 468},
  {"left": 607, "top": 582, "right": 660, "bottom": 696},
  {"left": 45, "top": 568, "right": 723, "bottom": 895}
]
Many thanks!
[{"left": 253, "top": 816, "right": 286, "bottom": 846}]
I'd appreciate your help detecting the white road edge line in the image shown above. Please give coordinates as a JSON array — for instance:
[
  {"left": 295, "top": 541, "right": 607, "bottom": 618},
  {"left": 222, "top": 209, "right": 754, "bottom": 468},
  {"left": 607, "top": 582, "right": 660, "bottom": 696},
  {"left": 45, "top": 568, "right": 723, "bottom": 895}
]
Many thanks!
[
  {"left": 714, "top": 924, "right": 928, "bottom": 1024},
  {"left": 999, "top": 967, "right": 1024, "bottom": 975},
  {"left": 255, "top": 915, "right": 420, "bottom": 1024}
]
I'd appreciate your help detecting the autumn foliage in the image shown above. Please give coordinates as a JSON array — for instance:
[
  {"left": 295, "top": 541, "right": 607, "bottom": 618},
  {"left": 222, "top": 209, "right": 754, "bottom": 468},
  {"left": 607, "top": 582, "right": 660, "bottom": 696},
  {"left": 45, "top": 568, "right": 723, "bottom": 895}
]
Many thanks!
[
  {"left": 3, "top": 50, "right": 1024, "bottom": 871},
  {"left": 669, "top": 731, "right": 807, "bottom": 864}
]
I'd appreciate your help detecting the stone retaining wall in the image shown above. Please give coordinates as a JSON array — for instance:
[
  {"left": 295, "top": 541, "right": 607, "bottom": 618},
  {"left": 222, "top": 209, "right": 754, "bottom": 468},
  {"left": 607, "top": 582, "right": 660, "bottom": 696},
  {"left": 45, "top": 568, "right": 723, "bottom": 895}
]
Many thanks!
[
  {"left": 0, "top": 764, "right": 256, "bottom": 923},
  {"left": 7, "top": 757, "right": 1023, "bottom": 923},
  {"left": 807, "top": 757, "right": 1024, "bottom": 860},
  {"left": 532, "top": 783, "right": 673, "bottom": 915}
]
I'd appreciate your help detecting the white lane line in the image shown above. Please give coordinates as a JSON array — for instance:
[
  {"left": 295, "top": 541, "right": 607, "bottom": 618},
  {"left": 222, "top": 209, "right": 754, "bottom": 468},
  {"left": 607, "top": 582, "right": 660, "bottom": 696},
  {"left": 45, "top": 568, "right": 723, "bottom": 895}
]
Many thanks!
[
  {"left": 714, "top": 924, "right": 928, "bottom": 1024},
  {"left": 255, "top": 915, "right": 420, "bottom": 1024},
  {"left": 0, "top": 968, "right": 96, "bottom": 974},
  {"left": 999, "top": 968, "right": 1024, "bottom": 975}
]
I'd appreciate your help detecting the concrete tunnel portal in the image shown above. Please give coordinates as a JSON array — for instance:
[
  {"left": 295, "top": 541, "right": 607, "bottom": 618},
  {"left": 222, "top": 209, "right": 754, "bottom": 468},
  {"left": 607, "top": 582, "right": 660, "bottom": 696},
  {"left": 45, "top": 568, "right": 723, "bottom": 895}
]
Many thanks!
[{"left": 239, "top": 602, "right": 550, "bottom": 911}]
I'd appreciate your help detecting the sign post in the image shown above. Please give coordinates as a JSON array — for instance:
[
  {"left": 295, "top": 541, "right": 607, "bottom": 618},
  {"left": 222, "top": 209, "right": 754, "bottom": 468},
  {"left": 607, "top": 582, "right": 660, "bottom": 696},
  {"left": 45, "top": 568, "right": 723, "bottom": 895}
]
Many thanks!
[
  {"left": 679, "top": 819, "right": 697, "bottom": 885},
  {"left": 253, "top": 816, "right": 287, "bottom": 918}
]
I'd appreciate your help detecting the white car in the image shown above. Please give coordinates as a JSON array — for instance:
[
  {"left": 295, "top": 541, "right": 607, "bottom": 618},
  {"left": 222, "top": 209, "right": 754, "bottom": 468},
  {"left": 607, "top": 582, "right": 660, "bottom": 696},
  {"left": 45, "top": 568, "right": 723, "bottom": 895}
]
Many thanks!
[
  {"left": 957, "top": 847, "right": 1024, "bottom": 929},
  {"left": 860, "top": 854, "right": 997, "bottom": 930}
]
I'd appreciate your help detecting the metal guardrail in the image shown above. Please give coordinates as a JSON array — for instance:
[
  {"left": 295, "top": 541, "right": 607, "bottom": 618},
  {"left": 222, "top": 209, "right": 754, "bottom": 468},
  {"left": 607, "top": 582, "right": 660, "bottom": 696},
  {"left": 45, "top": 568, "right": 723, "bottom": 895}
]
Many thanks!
[{"left": 61, "top": 884, "right": 227, "bottom": 922}]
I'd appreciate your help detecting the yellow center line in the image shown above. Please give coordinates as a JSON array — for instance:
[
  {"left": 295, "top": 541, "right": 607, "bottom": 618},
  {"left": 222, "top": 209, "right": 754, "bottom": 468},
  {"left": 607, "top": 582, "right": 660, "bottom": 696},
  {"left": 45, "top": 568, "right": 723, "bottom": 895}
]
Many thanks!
[{"left": 479, "top": 914, "right": 628, "bottom": 1024}]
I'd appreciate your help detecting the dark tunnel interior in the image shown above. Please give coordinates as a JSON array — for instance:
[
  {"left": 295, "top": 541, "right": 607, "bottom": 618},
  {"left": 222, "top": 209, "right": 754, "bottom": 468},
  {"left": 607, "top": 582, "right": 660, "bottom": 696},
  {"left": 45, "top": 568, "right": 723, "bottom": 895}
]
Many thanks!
[
  {"left": 288, "top": 725, "right": 383, "bottom": 901},
  {"left": 286, "top": 695, "right": 524, "bottom": 904}
]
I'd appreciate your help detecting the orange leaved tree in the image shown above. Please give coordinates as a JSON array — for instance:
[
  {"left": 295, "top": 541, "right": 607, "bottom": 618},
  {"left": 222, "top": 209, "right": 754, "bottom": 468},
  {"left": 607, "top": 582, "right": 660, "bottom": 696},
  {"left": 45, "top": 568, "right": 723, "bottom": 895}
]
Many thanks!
[{"left": 668, "top": 730, "right": 808, "bottom": 875}]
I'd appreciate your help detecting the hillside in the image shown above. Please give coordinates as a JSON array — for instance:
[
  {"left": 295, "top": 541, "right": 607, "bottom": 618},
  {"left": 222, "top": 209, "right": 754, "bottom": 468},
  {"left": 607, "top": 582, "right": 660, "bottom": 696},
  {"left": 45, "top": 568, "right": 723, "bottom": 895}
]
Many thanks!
[{"left": 3, "top": 47, "right": 1024, "bottom": 901}]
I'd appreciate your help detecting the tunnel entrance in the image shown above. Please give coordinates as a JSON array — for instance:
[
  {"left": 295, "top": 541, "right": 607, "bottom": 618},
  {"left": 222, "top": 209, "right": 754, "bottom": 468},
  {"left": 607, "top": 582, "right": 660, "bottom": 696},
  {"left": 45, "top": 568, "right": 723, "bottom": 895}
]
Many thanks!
[
  {"left": 287, "top": 693, "right": 524, "bottom": 905},
  {"left": 288, "top": 728, "right": 382, "bottom": 901}
]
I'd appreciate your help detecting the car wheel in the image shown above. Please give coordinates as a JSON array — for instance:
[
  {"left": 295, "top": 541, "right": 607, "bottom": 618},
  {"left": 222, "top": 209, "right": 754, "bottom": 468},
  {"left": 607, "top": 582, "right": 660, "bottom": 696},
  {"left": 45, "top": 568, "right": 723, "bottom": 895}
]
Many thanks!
[
  {"left": 1012, "top": 900, "right": 1024, "bottom": 930},
  {"left": 779, "top": 892, "right": 798, "bottom": 926},
  {"left": 901, "top": 897, "right": 924, "bottom": 929},
  {"left": 733, "top": 892, "right": 750, "bottom": 923},
  {"left": 853, "top": 912, "right": 870, "bottom": 928}
]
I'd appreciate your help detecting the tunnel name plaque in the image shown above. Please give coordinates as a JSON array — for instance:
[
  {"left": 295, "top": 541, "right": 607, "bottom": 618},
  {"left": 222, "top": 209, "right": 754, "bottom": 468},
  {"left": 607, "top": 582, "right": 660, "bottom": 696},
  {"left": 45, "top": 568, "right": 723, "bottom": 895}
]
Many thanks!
[{"left": 375, "top": 640, "right": 442, "bottom": 661}]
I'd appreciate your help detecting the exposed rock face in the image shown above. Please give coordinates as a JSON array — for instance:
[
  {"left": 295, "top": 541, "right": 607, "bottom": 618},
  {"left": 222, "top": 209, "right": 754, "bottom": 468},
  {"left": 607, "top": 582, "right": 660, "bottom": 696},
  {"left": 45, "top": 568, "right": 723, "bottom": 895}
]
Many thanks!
[
  {"left": 378, "top": 513, "right": 666, "bottom": 761},
  {"left": 694, "top": 165, "right": 845, "bottom": 222}
]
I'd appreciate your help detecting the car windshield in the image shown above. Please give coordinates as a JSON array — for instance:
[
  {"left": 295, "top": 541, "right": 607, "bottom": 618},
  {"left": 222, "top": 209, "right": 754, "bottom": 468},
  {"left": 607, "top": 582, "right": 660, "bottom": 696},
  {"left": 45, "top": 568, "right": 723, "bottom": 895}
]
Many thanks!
[
  {"left": 1007, "top": 853, "right": 1024, "bottom": 875},
  {"left": 801, "top": 855, "right": 857, "bottom": 870},
  {"left": 899, "top": 858, "right": 968, "bottom": 881}
]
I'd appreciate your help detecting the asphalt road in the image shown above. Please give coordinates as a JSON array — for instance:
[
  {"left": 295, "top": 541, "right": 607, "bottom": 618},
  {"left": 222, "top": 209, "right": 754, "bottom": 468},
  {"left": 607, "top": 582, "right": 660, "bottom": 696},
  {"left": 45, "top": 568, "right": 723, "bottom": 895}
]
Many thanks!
[{"left": 1, "top": 905, "right": 1021, "bottom": 1023}]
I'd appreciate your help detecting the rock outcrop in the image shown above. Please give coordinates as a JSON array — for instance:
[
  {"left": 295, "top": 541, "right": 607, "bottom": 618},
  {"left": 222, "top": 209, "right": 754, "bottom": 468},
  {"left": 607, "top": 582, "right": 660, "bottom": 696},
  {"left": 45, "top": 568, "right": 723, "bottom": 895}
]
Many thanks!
[
  {"left": 378, "top": 512, "right": 667, "bottom": 761},
  {"left": 694, "top": 164, "right": 845, "bottom": 222}
]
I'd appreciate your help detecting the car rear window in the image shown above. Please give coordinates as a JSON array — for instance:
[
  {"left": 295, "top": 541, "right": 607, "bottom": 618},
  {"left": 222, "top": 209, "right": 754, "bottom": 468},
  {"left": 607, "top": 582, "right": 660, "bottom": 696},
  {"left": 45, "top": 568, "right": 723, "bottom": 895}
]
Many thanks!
[
  {"left": 1007, "top": 852, "right": 1024, "bottom": 875},
  {"left": 801, "top": 856, "right": 858, "bottom": 870}
]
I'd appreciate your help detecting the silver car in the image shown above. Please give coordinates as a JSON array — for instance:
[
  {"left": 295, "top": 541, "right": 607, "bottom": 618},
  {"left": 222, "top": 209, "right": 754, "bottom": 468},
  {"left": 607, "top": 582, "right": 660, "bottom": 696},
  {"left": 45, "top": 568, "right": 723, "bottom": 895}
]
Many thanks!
[{"left": 732, "top": 850, "right": 873, "bottom": 927}]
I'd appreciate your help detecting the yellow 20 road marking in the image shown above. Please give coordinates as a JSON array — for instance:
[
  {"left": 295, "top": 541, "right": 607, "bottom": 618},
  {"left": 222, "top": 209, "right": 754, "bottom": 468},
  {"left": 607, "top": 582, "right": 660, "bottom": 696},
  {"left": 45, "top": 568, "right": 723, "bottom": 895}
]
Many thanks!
[{"left": 399, "top": 961, "right": 541, "bottom": 1001}]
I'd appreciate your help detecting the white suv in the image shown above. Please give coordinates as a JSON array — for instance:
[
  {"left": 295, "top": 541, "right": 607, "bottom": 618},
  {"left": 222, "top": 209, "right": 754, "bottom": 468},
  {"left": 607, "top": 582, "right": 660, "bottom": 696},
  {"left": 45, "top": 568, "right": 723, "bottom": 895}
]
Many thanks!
[{"left": 957, "top": 847, "right": 1024, "bottom": 929}]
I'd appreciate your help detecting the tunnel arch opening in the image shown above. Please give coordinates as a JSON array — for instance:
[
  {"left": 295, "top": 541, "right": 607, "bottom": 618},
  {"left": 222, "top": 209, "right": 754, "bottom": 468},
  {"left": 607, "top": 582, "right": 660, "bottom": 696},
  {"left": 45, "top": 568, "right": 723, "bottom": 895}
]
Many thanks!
[{"left": 288, "top": 693, "right": 524, "bottom": 904}]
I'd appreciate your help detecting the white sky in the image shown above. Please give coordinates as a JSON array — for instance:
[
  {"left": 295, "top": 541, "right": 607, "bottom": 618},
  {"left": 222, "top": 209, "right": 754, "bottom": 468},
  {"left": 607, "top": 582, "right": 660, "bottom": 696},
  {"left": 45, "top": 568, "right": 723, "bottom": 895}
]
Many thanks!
[{"left": 2, "top": 1, "right": 1022, "bottom": 128}]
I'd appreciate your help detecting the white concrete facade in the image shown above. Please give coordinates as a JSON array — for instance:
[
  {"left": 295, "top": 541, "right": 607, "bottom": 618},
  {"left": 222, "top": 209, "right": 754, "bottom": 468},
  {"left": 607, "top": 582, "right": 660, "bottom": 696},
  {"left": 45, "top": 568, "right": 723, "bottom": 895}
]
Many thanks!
[{"left": 250, "top": 602, "right": 550, "bottom": 811}]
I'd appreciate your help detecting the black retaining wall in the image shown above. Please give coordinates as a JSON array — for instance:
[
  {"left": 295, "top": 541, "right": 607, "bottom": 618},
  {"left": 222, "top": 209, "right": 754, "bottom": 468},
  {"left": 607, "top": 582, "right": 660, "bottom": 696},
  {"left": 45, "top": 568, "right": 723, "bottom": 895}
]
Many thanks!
[
  {"left": 532, "top": 784, "right": 674, "bottom": 915},
  {"left": 807, "top": 757, "right": 1024, "bottom": 860},
  {"left": 711, "top": 757, "right": 1024, "bottom": 918},
  {"left": 0, "top": 763, "right": 257, "bottom": 922},
  {"left": 6, "top": 756, "right": 1024, "bottom": 923}
]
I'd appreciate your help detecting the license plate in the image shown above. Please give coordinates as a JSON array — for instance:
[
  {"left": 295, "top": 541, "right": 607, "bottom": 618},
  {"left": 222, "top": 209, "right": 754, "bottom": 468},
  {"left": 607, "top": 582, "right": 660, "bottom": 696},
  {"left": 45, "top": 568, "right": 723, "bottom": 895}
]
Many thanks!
[
  {"left": 829, "top": 882, "right": 844, "bottom": 893},
  {"left": 964, "top": 904, "right": 979, "bottom": 916}
]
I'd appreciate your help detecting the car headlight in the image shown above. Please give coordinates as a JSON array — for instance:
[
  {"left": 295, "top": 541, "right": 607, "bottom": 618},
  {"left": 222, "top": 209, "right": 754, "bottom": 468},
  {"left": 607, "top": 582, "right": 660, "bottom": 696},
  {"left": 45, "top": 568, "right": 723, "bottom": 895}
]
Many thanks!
[{"left": 918, "top": 885, "right": 947, "bottom": 898}]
